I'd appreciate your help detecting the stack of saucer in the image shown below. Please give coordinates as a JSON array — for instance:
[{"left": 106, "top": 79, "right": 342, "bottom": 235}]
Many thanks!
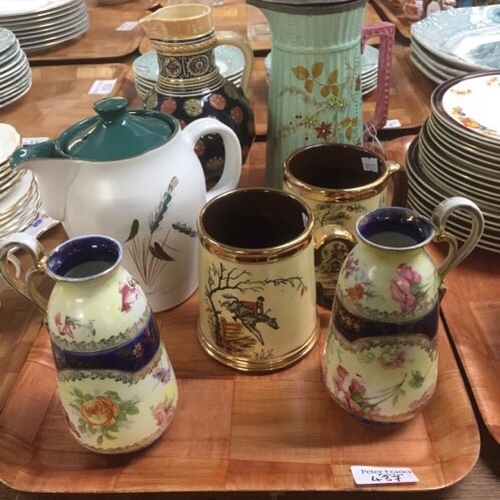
[
  {"left": 264, "top": 45, "right": 380, "bottom": 96},
  {"left": 0, "top": 0, "right": 90, "bottom": 54},
  {"left": 0, "top": 124, "right": 41, "bottom": 238},
  {"left": 133, "top": 45, "right": 246, "bottom": 99},
  {"left": 360, "top": 45, "right": 379, "bottom": 95},
  {"left": 0, "top": 28, "right": 31, "bottom": 108},
  {"left": 406, "top": 71, "right": 500, "bottom": 253}
]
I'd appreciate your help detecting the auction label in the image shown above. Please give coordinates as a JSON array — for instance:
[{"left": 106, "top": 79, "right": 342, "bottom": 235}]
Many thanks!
[{"left": 351, "top": 466, "right": 419, "bottom": 485}]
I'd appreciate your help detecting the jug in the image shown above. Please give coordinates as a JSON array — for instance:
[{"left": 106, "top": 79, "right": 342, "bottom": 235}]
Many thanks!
[
  {"left": 140, "top": 3, "right": 255, "bottom": 188},
  {"left": 10, "top": 97, "right": 242, "bottom": 312},
  {"left": 322, "top": 198, "right": 484, "bottom": 424},
  {"left": 0, "top": 233, "right": 178, "bottom": 454},
  {"left": 247, "top": 0, "right": 395, "bottom": 188}
]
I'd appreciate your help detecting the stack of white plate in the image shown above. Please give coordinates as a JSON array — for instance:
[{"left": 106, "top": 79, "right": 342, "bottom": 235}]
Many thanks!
[
  {"left": 264, "top": 45, "right": 380, "bottom": 96},
  {"left": 0, "top": 28, "right": 31, "bottom": 108},
  {"left": 410, "top": 5, "right": 500, "bottom": 85},
  {"left": 0, "top": 0, "right": 90, "bottom": 54},
  {"left": 405, "top": 71, "right": 500, "bottom": 253},
  {"left": 133, "top": 45, "right": 246, "bottom": 99},
  {"left": 0, "top": 124, "right": 42, "bottom": 238}
]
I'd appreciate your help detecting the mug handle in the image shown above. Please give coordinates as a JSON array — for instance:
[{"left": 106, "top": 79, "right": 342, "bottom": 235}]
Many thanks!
[
  {"left": 386, "top": 159, "right": 408, "bottom": 208},
  {"left": 361, "top": 22, "right": 396, "bottom": 140},
  {"left": 313, "top": 224, "right": 357, "bottom": 309},
  {"left": 181, "top": 117, "right": 242, "bottom": 200},
  {"left": 0, "top": 233, "right": 49, "bottom": 314},
  {"left": 215, "top": 31, "right": 254, "bottom": 98},
  {"left": 431, "top": 196, "right": 484, "bottom": 281}
]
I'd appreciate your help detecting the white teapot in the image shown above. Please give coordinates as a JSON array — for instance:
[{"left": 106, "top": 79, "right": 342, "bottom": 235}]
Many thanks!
[{"left": 11, "top": 97, "right": 242, "bottom": 311}]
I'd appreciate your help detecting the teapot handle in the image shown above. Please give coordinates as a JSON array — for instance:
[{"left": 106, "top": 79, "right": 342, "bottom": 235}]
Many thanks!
[
  {"left": 431, "top": 196, "right": 484, "bottom": 281},
  {"left": 0, "top": 232, "right": 49, "bottom": 315},
  {"left": 181, "top": 117, "right": 242, "bottom": 200},
  {"left": 215, "top": 31, "right": 254, "bottom": 98}
]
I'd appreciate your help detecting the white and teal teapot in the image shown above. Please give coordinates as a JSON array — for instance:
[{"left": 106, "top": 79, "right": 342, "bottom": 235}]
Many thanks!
[{"left": 10, "top": 97, "right": 242, "bottom": 312}]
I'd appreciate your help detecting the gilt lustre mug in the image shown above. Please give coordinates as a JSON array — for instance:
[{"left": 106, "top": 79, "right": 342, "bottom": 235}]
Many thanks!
[
  {"left": 283, "top": 142, "right": 403, "bottom": 309},
  {"left": 197, "top": 187, "right": 318, "bottom": 372}
]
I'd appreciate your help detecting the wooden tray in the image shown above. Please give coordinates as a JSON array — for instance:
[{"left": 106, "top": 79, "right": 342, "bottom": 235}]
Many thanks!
[
  {"left": 27, "top": 3, "right": 149, "bottom": 63},
  {"left": 0, "top": 64, "right": 137, "bottom": 140},
  {"left": 1, "top": 48, "right": 432, "bottom": 144},
  {"left": 129, "top": 45, "right": 433, "bottom": 138},
  {"left": 0, "top": 143, "right": 480, "bottom": 493},
  {"left": 371, "top": 0, "right": 413, "bottom": 40},
  {"left": 142, "top": 2, "right": 383, "bottom": 54},
  {"left": 139, "top": 1, "right": 272, "bottom": 54},
  {"left": 246, "top": 43, "right": 434, "bottom": 135},
  {"left": 438, "top": 247, "right": 500, "bottom": 444},
  {"left": 88, "top": 0, "right": 160, "bottom": 9}
]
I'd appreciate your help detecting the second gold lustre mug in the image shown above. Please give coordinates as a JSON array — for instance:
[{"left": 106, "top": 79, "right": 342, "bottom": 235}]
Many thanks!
[
  {"left": 284, "top": 142, "right": 403, "bottom": 309},
  {"left": 197, "top": 187, "right": 318, "bottom": 372}
]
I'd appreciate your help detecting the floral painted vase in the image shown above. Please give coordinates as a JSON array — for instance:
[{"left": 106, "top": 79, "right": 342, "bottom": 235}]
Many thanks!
[
  {"left": 247, "top": 0, "right": 395, "bottom": 188},
  {"left": 140, "top": 4, "right": 255, "bottom": 188},
  {"left": 0, "top": 233, "right": 178, "bottom": 454},
  {"left": 323, "top": 198, "right": 483, "bottom": 424}
]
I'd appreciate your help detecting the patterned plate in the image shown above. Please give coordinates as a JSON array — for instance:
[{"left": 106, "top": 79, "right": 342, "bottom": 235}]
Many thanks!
[
  {"left": 411, "top": 5, "right": 500, "bottom": 72},
  {"left": 431, "top": 71, "right": 500, "bottom": 148}
]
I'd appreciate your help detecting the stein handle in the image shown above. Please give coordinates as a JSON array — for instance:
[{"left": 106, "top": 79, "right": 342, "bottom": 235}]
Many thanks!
[
  {"left": 313, "top": 224, "right": 357, "bottom": 309},
  {"left": 386, "top": 159, "right": 408, "bottom": 208},
  {"left": 361, "top": 22, "right": 396, "bottom": 140},
  {"left": 431, "top": 197, "right": 484, "bottom": 281},
  {"left": 181, "top": 117, "right": 242, "bottom": 199},
  {"left": 0, "top": 233, "right": 49, "bottom": 315},
  {"left": 215, "top": 31, "right": 254, "bottom": 97}
]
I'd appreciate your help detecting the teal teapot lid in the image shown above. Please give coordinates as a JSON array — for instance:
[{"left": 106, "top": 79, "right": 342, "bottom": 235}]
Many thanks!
[{"left": 57, "top": 97, "right": 178, "bottom": 161}]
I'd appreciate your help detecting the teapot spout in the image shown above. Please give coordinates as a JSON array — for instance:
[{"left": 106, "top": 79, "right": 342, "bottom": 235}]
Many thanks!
[
  {"left": 11, "top": 140, "right": 58, "bottom": 167},
  {"left": 11, "top": 142, "right": 78, "bottom": 224}
]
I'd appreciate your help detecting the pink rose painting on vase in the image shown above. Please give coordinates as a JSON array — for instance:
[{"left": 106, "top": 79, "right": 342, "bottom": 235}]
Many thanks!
[{"left": 390, "top": 264, "right": 429, "bottom": 313}]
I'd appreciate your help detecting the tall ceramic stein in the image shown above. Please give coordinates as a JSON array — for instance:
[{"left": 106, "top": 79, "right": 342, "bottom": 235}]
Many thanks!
[
  {"left": 140, "top": 4, "right": 255, "bottom": 188},
  {"left": 323, "top": 198, "right": 484, "bottom": 424},
  {"left": 0, "top": 233, "right": 178, "bottom": 454},
  {"left": 247, "top": 0, "right": 395, "bottom": 188}
]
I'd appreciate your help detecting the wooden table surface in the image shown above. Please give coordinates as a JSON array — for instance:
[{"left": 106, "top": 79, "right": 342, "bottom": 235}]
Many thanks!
[{"left": 0, "top": 0, "right": 497, "bottom": 498}]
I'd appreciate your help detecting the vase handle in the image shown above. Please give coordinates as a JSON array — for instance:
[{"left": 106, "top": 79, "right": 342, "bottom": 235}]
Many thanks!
[
  {"left": 0, "top": 232, "right": 49, "bottom": 314},
  {"left": 431, "top": 196, "right": 484, "bottom": 281},
  {"left": 215, "top": 30, "right": 254, "bottom": 97},
  {"left": 361, "top": 22, "right": 396, "bottom": 139}
]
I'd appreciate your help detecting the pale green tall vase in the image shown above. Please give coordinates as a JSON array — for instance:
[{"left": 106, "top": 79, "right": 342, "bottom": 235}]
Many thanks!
[{"left": 248, "top": 0, "right": 393, "bottom": 188}]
